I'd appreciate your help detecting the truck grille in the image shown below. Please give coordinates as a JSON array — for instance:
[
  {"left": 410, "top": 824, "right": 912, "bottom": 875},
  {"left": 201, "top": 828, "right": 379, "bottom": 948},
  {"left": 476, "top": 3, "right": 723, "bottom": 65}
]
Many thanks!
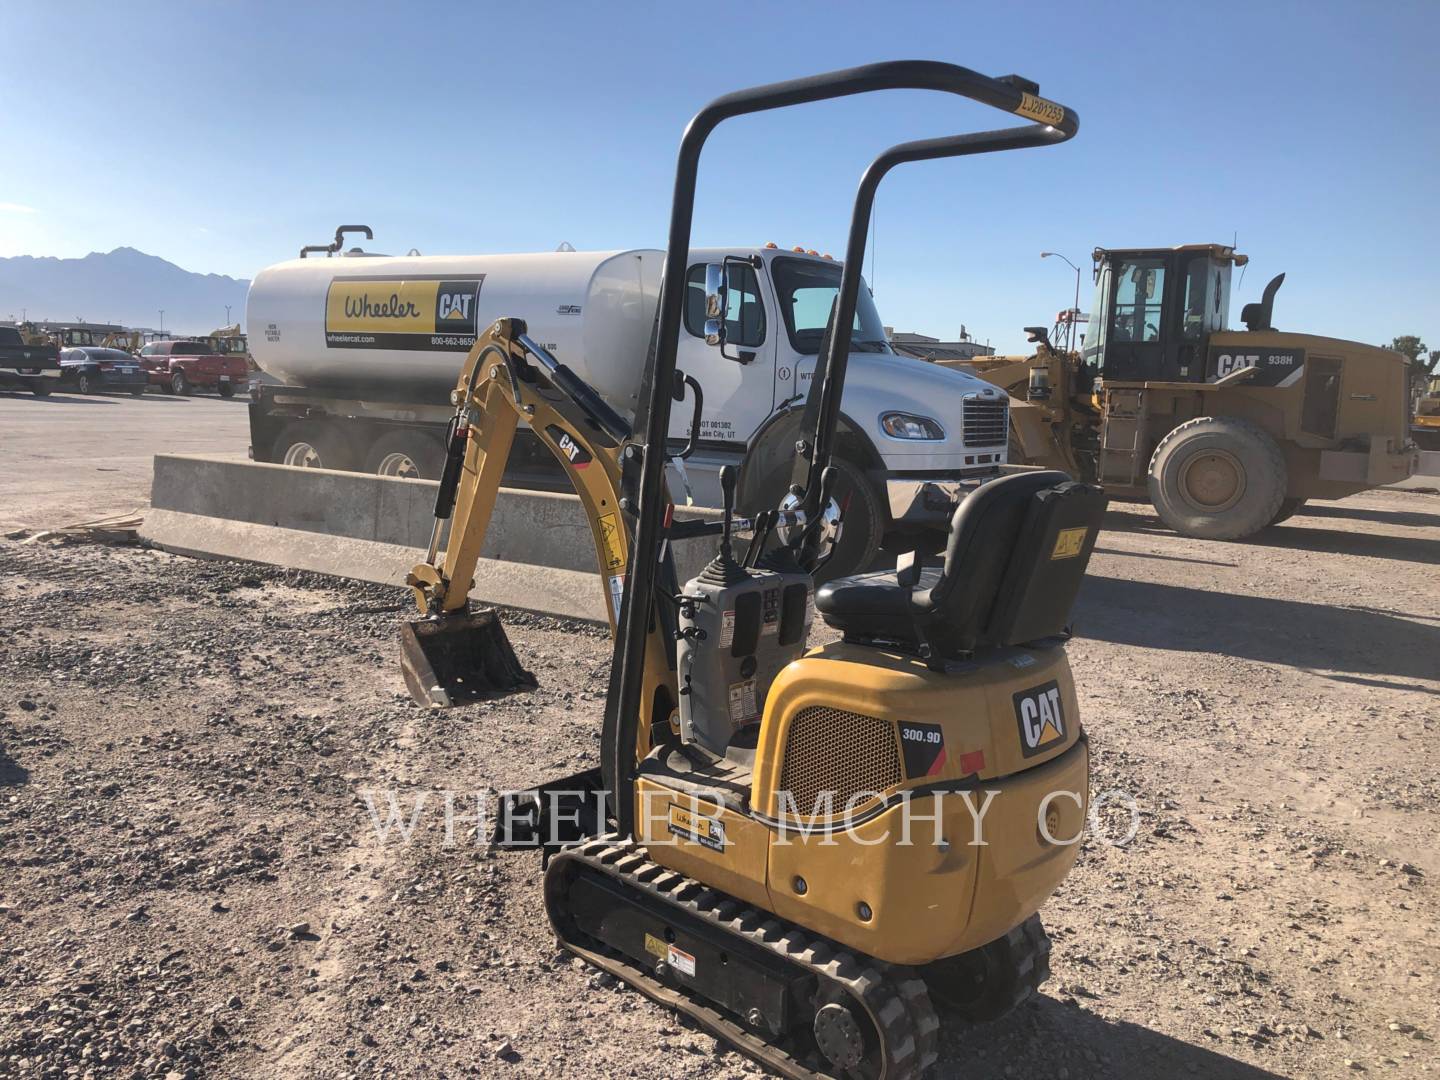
[{"left": 962, "top": 397, "right": 1008, "bottom": 447}]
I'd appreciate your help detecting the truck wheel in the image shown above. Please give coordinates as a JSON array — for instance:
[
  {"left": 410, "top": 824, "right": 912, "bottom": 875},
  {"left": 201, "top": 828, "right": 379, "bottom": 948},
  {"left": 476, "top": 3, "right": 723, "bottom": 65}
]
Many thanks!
[
  {"left": 363, "top": 429, "right": 447, "bottom": 480},
  {"left": 30, "top": 379, "right": 52, "bottom": 398},
  {"left": 218, "top": 382, "right": 236, "bottom": 399},
  {"left": 1269, "top": 497, "right": 1306, "bottom": 526},
  {"left": 170, "top": 370, "right": 190, "bottom": 395},
  {"left": 273, "top": 422, "right": 354, "bottom": 472},
  {"left": 129, "top": 384, "right": 146, "bottom": 397},
  {"left": 1147, "top": 416, "right": 1287, "bottom": 540},
  {"left": 741, "top": 456, "right": 882, "bottom": 583}
]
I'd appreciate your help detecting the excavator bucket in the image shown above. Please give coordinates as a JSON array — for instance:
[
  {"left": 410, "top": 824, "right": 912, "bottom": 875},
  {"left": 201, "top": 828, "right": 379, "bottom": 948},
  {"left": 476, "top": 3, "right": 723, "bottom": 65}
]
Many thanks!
[{"left": 399, "top": 609, "right": 537, "bottom": 708}]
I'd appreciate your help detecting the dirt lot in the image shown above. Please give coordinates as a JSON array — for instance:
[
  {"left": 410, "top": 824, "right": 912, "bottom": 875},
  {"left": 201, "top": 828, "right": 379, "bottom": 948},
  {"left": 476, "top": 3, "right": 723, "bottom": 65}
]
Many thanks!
[{"left": 1, "top": 487, "right": 1437, "bottom": 1080}]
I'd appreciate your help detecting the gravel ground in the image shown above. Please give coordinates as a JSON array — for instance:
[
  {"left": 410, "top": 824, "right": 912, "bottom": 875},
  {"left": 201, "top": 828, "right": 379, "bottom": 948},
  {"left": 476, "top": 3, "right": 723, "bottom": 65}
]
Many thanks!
[{"left": 1, "top": 487, "right": 1437, "bottom": 1079}]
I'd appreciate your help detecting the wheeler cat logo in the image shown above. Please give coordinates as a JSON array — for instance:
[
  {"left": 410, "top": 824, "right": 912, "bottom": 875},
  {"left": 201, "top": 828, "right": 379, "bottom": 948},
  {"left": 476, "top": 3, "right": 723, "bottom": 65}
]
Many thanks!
[
  {"left": 325, "top": 275, "right": 484, "bottom": 351},
  {"left": 1013, "top": 679, "right": 1065, "bottom": 758}
]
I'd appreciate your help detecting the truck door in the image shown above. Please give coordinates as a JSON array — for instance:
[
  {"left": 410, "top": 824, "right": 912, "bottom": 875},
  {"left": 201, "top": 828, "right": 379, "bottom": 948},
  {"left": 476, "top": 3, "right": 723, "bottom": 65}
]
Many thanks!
[{"left": 671, "top": 261, "right": 776, "bottom": 448}]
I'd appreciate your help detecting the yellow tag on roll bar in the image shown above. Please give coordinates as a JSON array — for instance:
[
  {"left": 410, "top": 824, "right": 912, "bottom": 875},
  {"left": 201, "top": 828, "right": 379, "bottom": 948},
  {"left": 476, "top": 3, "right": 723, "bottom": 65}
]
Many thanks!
[{"left": 1016, "top": 92, "right": 1066, "bottom": 126}]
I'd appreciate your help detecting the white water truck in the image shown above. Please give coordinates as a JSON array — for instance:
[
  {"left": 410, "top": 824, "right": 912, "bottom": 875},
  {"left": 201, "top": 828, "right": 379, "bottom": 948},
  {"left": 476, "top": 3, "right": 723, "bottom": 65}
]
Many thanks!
[{"left": 246, "top": 228, "right": 1012, "bottom": 576}]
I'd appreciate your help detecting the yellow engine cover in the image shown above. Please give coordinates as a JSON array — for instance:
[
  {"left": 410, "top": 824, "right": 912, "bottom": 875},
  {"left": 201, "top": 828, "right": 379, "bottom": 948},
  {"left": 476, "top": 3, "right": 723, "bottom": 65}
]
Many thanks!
[{"left": 639, "top": 641, "right": 1090, "bottom": 967}]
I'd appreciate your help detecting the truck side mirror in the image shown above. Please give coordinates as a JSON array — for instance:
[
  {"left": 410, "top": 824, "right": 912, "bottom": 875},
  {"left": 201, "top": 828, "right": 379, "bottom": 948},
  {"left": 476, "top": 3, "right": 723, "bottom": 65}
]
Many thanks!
[{"left": 703, "top": 264, "right": 727, "bottom": 346}]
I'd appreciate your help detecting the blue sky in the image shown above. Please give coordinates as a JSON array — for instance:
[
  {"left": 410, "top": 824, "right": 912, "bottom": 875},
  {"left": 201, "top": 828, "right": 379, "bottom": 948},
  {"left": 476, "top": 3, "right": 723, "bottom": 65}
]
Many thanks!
[{"left": 1, "top": 0, "right": 1436, "bottom": 354}]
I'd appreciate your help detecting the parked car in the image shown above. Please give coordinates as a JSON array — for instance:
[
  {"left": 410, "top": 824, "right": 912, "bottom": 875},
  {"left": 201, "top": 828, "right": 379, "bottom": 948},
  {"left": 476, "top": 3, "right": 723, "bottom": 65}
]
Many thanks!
[
  {"left": 0, "top": 325, "right": 61, "bottom": 396},
  {"left": 138, "top": 338, "right": 249, "bottom": 397},
  {"left": 59, "top": 347, "right": 149, "bottom": 396}
]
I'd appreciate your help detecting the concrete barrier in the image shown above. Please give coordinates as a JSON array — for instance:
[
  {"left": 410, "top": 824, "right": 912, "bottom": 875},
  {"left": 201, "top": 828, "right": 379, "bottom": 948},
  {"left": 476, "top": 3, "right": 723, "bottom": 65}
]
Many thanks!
[{"left": 141, "top": 455, "right": 722, "bottom": 623}]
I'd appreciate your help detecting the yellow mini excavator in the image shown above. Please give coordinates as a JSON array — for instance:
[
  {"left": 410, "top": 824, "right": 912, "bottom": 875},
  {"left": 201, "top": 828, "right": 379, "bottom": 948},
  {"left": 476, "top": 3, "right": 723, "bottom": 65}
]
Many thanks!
[{"left": 400, "top": 61, "right": 1105, "bottom": 1079}]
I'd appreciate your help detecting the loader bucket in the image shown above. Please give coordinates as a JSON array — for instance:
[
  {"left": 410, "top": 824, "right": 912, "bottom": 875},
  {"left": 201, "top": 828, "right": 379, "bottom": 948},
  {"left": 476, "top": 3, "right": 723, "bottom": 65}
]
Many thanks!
[{"left": 400, "top": 609, "right": 538, "bottom": 708}]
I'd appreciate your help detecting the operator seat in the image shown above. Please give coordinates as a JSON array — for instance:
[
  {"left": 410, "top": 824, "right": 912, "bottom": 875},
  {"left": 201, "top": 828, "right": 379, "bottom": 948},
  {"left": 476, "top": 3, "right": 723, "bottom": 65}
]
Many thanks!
[{"left": 815, "top": 471, "right": 1107, "bottom": 660}]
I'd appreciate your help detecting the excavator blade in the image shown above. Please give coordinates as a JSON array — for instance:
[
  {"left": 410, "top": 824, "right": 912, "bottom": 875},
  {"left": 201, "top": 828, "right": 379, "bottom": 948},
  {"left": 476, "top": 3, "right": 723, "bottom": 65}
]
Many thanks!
[{"left": 399, "top": 609, "right": 537, "bottom": 708}]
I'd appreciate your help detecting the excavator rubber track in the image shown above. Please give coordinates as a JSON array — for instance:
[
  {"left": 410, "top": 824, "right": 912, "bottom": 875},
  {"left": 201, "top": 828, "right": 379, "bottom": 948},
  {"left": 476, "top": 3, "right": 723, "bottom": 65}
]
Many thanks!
[{"left": 545, "top": 834, "right": 940, "bottom": 1080}]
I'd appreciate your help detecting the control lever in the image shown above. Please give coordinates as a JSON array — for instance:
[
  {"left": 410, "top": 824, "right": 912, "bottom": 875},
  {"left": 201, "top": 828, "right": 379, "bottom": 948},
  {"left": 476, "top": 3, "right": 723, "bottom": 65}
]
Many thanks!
[
  {"left": 801, "top": 465, "right": 840, "bottom": 571},
  {"left": 718, "top": 464, "right": 737, "bottom": 560}
]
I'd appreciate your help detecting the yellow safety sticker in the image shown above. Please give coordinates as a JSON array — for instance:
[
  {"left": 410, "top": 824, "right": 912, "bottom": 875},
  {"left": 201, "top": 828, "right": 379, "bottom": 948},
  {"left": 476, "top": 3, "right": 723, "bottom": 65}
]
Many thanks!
[
  {"left": 644, "top": 933, "right": 668, "bottom": 961},
  {"left": 1050, "top": 527, "right": 1088, "bottom": 560},
  {"left": 597, "top": 512, "right": 626, "bottom": 571},
  {"left": 1015, "top": 92, "right": 1066, "bottom": 127}
]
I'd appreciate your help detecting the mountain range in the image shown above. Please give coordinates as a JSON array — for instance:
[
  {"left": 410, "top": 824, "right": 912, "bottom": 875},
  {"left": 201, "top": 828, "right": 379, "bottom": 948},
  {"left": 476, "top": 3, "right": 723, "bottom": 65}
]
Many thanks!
[{"left": 0, "top": 247, "right": 249, "bottom": 335}]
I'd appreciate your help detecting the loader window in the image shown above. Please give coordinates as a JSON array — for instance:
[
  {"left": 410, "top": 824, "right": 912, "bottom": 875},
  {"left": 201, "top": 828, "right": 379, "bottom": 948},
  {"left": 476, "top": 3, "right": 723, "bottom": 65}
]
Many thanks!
[
  {"left": 684, "top": 263, "right": 766, "bottom": 347},
  {"left": 1179, "top": 256, "right": 1214, "bottom": 340},
  {"left": 1110, "top": 258, "right": 1165, "bottom": 344}
]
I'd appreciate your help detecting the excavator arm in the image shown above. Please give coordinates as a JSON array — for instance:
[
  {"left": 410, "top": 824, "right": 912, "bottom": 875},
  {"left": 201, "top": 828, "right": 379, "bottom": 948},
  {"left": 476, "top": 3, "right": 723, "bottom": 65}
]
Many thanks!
[
  {"left": 405, "top": 317, "right": 632, "bottom": 623},
  {"left": 399, "top": 317, "right": 677, "bottom": 731}
]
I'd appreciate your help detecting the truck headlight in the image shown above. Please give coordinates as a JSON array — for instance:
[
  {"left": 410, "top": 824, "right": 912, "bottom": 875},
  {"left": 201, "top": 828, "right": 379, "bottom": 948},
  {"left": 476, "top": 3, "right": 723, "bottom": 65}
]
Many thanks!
[{"left": 880, "top": 412, "right": 945, "bottom": 440}]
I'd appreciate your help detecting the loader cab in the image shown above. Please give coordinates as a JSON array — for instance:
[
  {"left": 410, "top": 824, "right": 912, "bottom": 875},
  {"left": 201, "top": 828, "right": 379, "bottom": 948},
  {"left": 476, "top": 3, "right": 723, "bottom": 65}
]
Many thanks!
[{"left": 1083, "top": 244, "right": 1244, "bottom": 384}]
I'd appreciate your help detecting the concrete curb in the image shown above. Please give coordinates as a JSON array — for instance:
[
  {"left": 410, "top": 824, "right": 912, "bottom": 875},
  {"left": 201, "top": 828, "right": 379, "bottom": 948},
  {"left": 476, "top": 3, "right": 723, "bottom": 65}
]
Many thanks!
[
  {"left": 141, "top": 455, "right": 722, "bottom": 623},
  {"left": 140, "top": 508, "right": 610, "bottom": 622}
]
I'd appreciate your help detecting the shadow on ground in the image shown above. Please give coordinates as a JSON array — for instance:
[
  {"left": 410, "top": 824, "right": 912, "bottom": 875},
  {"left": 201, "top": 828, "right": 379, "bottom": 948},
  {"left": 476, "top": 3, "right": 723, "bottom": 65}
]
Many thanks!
[
  {"left": 1300, "top": 500, "right": 1440, "bottom": 530},
  {"left": 0, "top": 747, "right": 29, "bottom": 787},
  {"left": 1101, "top": 505, "right": 1438, "bottom": 565},
  {"left": 944, "top": 996, "right": 1290, "bottom": 1079},
  {"left": 1077, "top": 574, "right": 1439, "bottom": 683}
]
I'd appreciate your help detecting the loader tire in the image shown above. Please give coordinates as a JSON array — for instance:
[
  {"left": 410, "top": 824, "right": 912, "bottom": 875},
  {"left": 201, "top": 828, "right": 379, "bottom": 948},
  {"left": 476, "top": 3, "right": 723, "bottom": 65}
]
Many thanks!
[
  {"left": 1268, "top": 497, "right": 1306, "bottom": 526},
  {"left": 1147, "top": 416, "right": 1286, "bottom": 540},
  {"left": 922, "top": 914, "right": 1052, "bottom": 1021}
]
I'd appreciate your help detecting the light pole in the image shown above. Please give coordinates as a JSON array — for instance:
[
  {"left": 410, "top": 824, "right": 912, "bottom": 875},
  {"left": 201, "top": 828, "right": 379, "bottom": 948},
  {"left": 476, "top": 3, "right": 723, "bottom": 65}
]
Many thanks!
[
  {"left": 158, "top": 310, "right": 165, "bottom": 333},
  {"left": 1040, "top": 252, "right": 1081, "bottom": 355},
  {"left": 225, "top": 305, "right": 231, "bottom": 326}
]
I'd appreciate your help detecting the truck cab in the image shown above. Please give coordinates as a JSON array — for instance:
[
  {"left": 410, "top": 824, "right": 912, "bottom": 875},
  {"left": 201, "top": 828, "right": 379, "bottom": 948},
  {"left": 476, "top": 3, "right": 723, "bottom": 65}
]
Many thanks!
[{"left": 673, "top": 246, "right": 1010, "bottom": 556}]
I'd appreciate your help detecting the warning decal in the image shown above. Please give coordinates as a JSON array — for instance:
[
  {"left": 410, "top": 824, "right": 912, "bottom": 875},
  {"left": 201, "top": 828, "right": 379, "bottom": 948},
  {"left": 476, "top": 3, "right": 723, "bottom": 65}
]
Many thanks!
[{"left": 597, "top": 512, "right": 626, "bottom": 571}]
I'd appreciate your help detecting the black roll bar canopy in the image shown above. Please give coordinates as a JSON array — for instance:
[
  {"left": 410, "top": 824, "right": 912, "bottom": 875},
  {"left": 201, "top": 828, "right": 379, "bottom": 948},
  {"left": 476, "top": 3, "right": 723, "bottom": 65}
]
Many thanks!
[{"left": 604, "top": 60, "right": 1079, "bottom": 837}]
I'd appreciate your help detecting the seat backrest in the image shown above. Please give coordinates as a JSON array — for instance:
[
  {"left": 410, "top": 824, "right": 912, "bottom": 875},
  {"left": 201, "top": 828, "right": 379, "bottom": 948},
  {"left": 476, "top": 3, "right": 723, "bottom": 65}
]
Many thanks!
[
  {"left": 917, "top": 471, "right": 1107, "bottom": 655},
  {"left": 917, "top": 470, "right": 1073, "bottom": 654},
  {"left": 985, "top": 478, "right": 1107, "bottom": 647}
]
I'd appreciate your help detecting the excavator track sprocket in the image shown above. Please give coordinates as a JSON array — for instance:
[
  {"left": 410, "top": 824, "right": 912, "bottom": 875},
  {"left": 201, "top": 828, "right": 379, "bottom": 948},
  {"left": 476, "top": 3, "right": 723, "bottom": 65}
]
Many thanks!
[{"left": 545, "top": 834, "right": 940, "bottom": 1080}]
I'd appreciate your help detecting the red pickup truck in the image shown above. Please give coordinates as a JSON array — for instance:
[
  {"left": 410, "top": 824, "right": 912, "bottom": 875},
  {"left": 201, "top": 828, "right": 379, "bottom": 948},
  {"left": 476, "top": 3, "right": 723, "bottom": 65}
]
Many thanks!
[{"left": 139, "top": 338, "right": 249, "bottom": 397}]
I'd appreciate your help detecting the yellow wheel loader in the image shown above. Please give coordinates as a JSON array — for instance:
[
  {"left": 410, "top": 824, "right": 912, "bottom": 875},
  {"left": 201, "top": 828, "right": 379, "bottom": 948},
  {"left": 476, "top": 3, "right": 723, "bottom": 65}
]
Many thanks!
[
  {"left": 399, "top": 61, "right": 1106, "bottom": 1080},
  {"left": 938, "top": 245, "right": 1420, "bottom": 539}
]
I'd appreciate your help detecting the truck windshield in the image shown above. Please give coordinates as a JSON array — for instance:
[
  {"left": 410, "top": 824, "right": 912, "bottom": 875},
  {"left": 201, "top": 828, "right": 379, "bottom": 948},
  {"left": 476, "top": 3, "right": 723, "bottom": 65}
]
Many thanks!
[
  {"left": 0, "top": 327, "right": 21, "bottom": 346},
  {"left": 771, "top": 257, "right": 891, "bottom": 355},
  {"left": 171, "top": 342, "right": 214, "bottom": 355}
]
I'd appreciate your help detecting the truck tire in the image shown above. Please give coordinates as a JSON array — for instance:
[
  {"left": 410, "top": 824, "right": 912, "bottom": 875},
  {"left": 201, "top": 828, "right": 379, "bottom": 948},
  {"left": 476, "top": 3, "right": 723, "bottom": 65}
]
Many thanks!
[
  {"left": 740, "top": 455, "right": 882, "bottom": 583},
  {"left": 1147, "top": 416, "right": 1287, "bottom": 540},
  {"left": 129, "top": 384, "right": 146, "bottom": 397},
  {"left": 1269, "top": 497, "right": 1306, "bottom": 526},
  {"left": 170, "top": 370, "right": 190, "bottom": 396},
  {"left": 272, "top": 421, "right": 355, "bottom": 472},
  {"left": 218, "top": 382, "right": 236, "bottom": 399},
  {"left": 363, "top": 429, "right": 447, "bottom": 480},
  {"left": 30, "top": 379, "right": 52, "bottom": 398}
]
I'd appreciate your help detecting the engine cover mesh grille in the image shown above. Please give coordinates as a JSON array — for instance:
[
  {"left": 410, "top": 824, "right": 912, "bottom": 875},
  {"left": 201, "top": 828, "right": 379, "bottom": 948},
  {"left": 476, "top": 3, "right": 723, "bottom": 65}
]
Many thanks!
[{"left": 779, "top": 706, "right": 902, "bottom": 815}]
